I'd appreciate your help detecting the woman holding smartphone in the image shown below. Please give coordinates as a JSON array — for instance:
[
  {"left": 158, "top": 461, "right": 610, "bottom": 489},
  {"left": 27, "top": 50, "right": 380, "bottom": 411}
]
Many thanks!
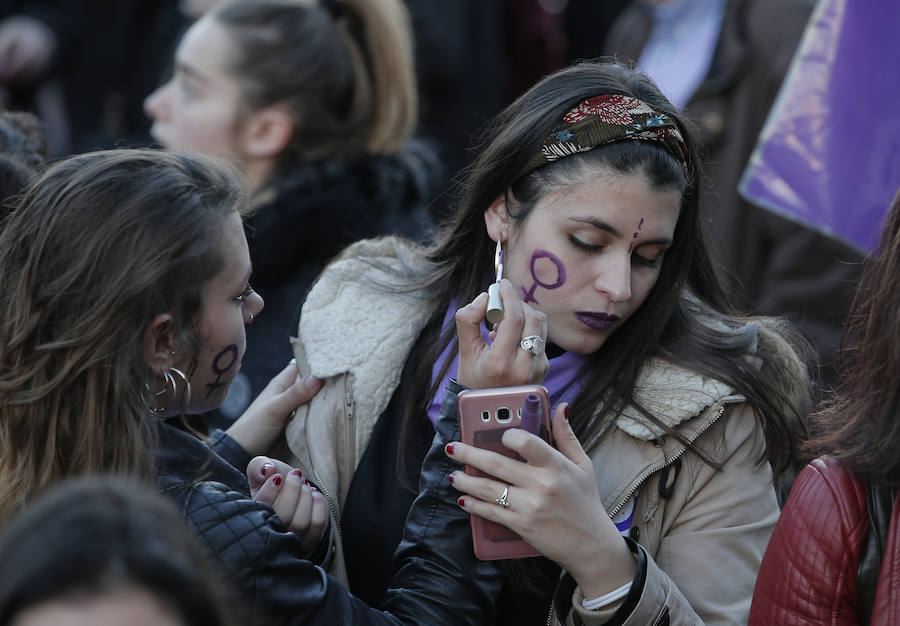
[{"left": 286, "top": 58, "right": 811, "bottom": 624}]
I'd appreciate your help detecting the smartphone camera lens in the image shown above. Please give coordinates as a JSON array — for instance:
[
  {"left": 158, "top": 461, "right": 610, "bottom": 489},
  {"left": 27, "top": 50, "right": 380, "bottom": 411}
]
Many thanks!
[{"left": 496, "top": 407, "right": 512, "bottom": 423}]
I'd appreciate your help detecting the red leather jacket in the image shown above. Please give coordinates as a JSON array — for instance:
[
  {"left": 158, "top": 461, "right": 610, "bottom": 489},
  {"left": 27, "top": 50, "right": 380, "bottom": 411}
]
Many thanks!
[{"left": 749, "top": 458, "right": 900, "bottom": 625}]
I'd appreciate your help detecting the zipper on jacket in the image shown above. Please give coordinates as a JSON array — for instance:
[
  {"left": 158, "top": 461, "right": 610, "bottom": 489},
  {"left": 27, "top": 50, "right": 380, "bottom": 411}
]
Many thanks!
[
  {"left": 303, "top": 374, "right": 358, "bottom": 541},
  {"left": 607, "top": 402, "right": 726, "bottom": 518},
  {"left": 344, "top": 374, "right": 356, "bottom": 481},
  {"left": 309, "top": 466, "right": 342, "bottom": 538},
  {"left": 305, "top": 418, "right": 343, "bottom": 539}
]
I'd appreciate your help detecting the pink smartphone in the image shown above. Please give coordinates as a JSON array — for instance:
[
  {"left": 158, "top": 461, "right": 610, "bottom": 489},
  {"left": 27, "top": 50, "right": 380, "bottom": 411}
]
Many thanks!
[{"left": 457, "top": 384, "right": 552, "bottom": 560}]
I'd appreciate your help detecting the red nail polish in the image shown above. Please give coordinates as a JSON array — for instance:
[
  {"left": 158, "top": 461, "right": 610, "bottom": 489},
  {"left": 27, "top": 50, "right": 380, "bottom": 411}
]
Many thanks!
[
  {"left": 445, "top": 443, "right": 455, "bottom": 456},
  {"left": 564, "top": 405, "right": 569, "bottom": 421},
  {"left": 272, "top": 474, "right": 282, "bottom": 487},
  {"left": 261, "top": 463, "right": 274, "bottom": 477},
  {"left": 301, "top": 477, "right": 308, "bottom": 486},
  {"left": 457, "top": 497, "right": 465, "bottom": 507},
  {"left": 448, "top": 473, "right": 455, "bottom": 484},
  {"left": 290, "top": 468, "right": 302, "bottom": 478}
]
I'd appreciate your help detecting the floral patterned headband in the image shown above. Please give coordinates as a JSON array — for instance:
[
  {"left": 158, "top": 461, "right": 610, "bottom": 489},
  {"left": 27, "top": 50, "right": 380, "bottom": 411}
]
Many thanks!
[{"left": 519, "top": 94, "right": 689, "bottom": 180}]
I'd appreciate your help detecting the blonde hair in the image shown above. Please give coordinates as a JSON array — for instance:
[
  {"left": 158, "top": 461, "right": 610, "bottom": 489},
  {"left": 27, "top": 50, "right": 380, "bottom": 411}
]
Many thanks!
[
  {"left": 215, "top": 0, "right": 417, "bottom": 162},
  {"left": 0, "top": 149, "right": 246, "bottom": 524}
]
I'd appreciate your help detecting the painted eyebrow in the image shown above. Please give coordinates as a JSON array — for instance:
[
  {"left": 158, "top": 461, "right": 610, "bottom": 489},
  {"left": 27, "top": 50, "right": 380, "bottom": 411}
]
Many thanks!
[{"left": 568, "top": 216, "right": 672, "bottom": 246}]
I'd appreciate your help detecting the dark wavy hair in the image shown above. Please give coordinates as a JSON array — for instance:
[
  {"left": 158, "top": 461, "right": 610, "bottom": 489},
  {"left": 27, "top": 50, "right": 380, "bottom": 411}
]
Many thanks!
[
  {"left": 344, "top": 59, "right": 810, "bottom": 482},
  {"left": 0, "top": 476, "right": 237, "bottom": 625},
  {"left": 805, "top": 188, "right": 900, "bottom": 484},
  {"left": 0, "top": 149, "right": 246, "bottom": 524}
]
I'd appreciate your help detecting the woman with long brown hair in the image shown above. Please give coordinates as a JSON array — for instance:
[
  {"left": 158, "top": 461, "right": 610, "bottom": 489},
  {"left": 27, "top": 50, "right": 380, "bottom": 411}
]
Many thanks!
[
  {"left": 0, "top": 148, "right": 499, "bottom": 624},
  {"left": 287, "top": 58, "right": 812, "bottom": 623}
]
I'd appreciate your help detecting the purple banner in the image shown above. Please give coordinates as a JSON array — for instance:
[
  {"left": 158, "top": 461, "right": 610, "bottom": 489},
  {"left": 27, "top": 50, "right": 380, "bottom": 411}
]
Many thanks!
[{"left": 739, "top": 0, "right": 900, "bottom": 253}]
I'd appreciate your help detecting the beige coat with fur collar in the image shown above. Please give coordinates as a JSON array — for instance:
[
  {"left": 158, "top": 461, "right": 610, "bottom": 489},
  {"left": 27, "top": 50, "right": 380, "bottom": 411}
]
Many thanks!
[{"left": 284, "top": 240, "right": 803, "bottom": 625}]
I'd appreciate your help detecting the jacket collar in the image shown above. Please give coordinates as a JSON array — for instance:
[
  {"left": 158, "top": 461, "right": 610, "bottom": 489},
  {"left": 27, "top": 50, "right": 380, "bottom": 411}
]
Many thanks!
[
  {"left": 299, "top": 240, "right": 431, "bottom": 443},
  {"left": 616, "top": 356, "right": 738, "bottom": 440}
]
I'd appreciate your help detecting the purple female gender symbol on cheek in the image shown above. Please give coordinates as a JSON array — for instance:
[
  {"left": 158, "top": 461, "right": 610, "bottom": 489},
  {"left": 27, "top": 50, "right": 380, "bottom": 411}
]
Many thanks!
[
  {"left": 205, "top": 344, "right": 238, "bottom": 399},
  {"left": 521, "top": 249, "right": 567, "bottom": 304}
]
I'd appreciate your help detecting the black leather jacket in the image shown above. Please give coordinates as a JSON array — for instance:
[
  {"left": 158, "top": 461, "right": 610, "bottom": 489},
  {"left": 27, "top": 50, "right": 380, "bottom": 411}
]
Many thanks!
[{"left": 156, "top": 381, "right": 500, "bottom": 625}]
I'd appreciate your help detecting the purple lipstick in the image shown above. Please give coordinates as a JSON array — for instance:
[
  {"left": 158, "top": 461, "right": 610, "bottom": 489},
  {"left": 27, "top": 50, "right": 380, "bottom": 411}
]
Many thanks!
[{"left": 575, "top": 312, "right": 620, "bottom": 331}]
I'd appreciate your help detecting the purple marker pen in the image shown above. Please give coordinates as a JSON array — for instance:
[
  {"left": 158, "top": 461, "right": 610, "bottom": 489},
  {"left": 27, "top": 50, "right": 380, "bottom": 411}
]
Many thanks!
[{"left": 519, "top": 393, "right": 541, "bottom": 436}]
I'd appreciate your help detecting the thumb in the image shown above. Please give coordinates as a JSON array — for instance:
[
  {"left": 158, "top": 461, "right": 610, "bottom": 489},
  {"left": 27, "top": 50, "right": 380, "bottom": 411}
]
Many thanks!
[
  {"left": 551, "top": 403, "right": 593, "bottom": 471},
  {"left": 276, "top": 374, "right": 322, "bottom": 413},
  {"left": 247, "top": 456, "right": 276, "bottom": 495},
  {"left": 454, "top": 292, "right": 489, "bottom": 361}
]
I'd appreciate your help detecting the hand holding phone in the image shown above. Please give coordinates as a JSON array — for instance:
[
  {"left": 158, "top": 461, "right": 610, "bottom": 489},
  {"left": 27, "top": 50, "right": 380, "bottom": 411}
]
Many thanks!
[{"left": 457, "top": 384, "right": 553, "bottom": 560}]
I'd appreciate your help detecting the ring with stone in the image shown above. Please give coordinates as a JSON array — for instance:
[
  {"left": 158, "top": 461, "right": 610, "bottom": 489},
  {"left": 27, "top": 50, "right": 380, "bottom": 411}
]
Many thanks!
[
  {"left": 495, "top": 486, "right": 512, "bottom": 509},
  {"left": 519, "top": 335, "right": 544, "bottom": 356}
]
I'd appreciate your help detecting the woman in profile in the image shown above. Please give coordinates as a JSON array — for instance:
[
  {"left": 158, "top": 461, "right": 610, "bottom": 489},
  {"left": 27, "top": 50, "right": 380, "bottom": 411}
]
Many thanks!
[
  {"left": 144, "top": 0, "right": 437, "bottom": 425},
  {"left": 0, "top": 149, "right": 497, "bottom": 624}
]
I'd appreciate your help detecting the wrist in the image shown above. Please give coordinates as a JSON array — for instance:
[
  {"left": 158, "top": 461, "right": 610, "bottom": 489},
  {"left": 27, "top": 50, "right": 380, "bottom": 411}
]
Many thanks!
[
  {"left": 582, "top": 580, "right": 632, "bottom": 611},
  {"left": 571, "top": 538, "right": 637, "bottom": 600}
]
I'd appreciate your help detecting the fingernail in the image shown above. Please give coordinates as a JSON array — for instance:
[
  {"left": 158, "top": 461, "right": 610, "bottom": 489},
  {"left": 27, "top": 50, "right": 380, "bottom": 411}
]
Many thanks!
[
  {"left": 448, "top": 472, "right": 455, "bottom": 484},
  {"left": 301, "top": 477, "right": 308, "bottom": 486},
  {"left": 564, "top": 404, "right": 569, "bottom": 421},
  {"left": 290, "top": 468, "right": 302, "bottom": 478},
  {"left": 445, "top": 443, "right": 456, "bottom": 456},
  {"left": 272, "top": 474, "right": 283, "bottom": 487},
  {"left": 305, "top": 375, "right": 322, "bottom": 390},
  {"left": 457, "top": 497, "right": 466, "bottom": 507},
  {"left": 261, "top": 462, "right": 274, "bottom": 477}
]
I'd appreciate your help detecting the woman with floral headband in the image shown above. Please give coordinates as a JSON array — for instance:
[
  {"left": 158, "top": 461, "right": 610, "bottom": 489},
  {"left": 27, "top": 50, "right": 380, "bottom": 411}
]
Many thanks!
[{"left": 284, "top": 58, "right": 811, "bottom": 624}]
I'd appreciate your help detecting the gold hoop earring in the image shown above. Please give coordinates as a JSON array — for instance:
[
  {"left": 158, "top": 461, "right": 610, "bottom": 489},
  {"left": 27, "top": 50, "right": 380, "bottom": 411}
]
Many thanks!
[{"left": 168, "top": 367, "right": 192, "bottom": 415}]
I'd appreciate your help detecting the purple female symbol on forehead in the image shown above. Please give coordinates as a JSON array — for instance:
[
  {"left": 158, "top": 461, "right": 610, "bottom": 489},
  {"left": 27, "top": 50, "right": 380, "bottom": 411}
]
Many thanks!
[{"left": 522, "top": 249, "right": 566, "bottom": 304}]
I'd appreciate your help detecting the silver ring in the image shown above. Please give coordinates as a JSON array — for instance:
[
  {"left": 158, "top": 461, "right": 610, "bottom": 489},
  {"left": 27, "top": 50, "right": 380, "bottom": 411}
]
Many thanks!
[
  {"left": 495, "top": 486, "right": 511, "bottom": 509},
  {"left": 519, "top": 335, "right": 544, "bottom": 356},
  {"left": 248, "top": 312, "right": 254, "bottom": 325}
]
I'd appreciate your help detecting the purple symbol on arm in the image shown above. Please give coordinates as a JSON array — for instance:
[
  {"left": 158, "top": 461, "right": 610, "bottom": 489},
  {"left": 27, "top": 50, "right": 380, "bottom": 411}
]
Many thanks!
[
  {"left": 205, "top": 344, "right": 238, "bottom": 398},
  {"left": 627, "top": 218, "right": 645, "bottom": 253},
  {"left": 521, "top": 249, "right": 567, "bottom": 304}
]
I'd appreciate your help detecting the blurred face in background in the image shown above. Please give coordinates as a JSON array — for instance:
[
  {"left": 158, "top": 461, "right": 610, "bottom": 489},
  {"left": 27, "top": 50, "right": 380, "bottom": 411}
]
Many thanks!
[
  {"left": 144, "top": 16, "right": 247, "bottom": 162},
  {"left": 11, "top": 587, "right": 185, "bottom": 626}
]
